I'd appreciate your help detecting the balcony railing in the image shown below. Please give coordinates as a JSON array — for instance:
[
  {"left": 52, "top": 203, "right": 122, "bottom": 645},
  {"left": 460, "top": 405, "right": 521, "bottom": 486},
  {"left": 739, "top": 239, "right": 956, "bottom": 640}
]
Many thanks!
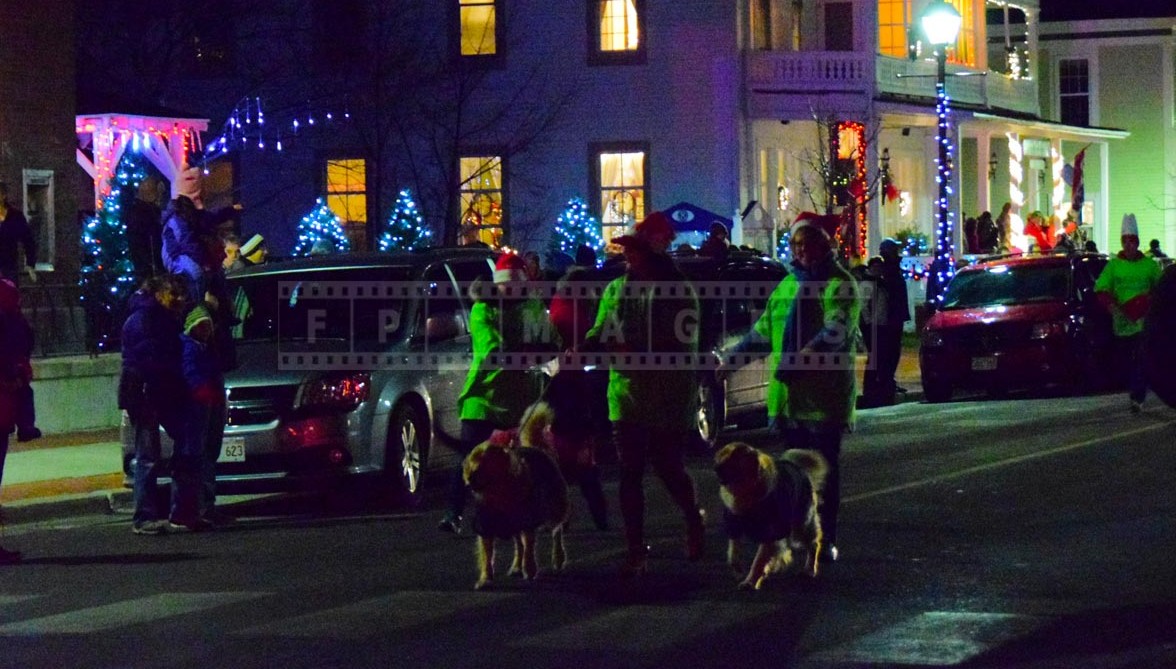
[{"left": 745, "top": 51, "right": 1040, "bottom": 118}]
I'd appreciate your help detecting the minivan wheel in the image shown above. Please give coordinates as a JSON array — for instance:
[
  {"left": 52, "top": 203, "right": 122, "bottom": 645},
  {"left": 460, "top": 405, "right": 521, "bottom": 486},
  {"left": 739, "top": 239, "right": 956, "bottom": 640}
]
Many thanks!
[{"left": 386, "top": 403, "right": 426, "bottom": 506}]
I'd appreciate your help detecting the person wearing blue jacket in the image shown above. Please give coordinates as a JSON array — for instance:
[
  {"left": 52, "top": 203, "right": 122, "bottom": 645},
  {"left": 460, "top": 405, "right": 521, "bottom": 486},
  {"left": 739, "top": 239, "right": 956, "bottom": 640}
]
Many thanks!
[
  {"left": 119, "top": 275, "right": 187, "bottom": 535},
  {"left": 171, "top": 304, "right": 225, "bottom": 531}
]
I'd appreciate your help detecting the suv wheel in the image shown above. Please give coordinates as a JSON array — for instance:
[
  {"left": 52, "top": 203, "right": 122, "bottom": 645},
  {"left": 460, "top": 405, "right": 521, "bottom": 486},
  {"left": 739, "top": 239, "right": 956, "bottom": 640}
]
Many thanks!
[
  {"left": 386, "top": 403, "right": 426, "bottom": 506},
  {"left": 696, "top": 380, "right": 725, "bottom": 448},
  {"left": 923, "top": 378, "right": 953, "bottom": 403}
]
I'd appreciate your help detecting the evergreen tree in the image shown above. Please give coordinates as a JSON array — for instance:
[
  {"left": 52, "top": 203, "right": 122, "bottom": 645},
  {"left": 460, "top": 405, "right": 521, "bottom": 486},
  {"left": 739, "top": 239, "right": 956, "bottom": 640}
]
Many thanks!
[
  {"left": 378, "top": 189, "right": 432, "bottom": 252},
  {"left": 79, "top": 154, "right": 146, "bottom": 352},
  {"left": 292, "top": 198, "right": 352, "bottom": 256},
  {"left": 547, "top": 197, "right": 605, "bottom": 267}
]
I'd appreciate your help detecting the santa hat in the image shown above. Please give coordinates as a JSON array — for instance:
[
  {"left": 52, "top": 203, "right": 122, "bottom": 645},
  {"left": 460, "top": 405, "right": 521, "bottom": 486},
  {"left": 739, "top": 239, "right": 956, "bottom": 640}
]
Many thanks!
[
  {"left": 494, "top": 253, "right": 528, "bottom": 283},
  {"left": 1121, "top": 213, "right": 1139, "bottom": 238},
  {"left": 791, "top": 211, "right": 840, "bottom": 239},
  {"left": 634, "top": 211, "right": 675, "bottom": 242}
]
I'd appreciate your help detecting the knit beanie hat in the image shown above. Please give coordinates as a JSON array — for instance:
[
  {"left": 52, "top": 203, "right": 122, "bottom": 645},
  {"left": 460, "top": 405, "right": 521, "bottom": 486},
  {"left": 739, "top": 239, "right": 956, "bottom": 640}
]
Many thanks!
[
  {"left": 184, "top": 304, "right": 213, "bottom": 334},
  {"left": 1121, "top": 213, "right": 1139, "bottom": 238},
  {"left": 493, "top": 253, "right": 528, "bottom": 284}
]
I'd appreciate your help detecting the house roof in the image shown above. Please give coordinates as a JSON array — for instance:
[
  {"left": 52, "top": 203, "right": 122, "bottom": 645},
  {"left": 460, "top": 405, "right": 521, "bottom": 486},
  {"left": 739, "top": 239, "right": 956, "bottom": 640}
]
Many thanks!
[{"left": 76, "top": 90, "right": 205, "bottom": 120}]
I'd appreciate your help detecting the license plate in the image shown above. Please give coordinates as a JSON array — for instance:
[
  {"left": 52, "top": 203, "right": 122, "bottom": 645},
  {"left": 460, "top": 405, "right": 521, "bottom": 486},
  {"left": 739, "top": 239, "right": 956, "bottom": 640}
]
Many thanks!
[
  {"left": 220, "top": 436, "right": 246, "bottom": 463},
  {"left": 971, "top": 356, "right": 998, "bottom": 371}
]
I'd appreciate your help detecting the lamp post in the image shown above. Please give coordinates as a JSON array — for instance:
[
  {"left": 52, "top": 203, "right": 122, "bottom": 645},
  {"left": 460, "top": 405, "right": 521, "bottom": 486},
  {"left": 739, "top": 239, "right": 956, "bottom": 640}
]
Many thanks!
[{"left": 920, "top": 0, "right": 962, "bottom": 306}]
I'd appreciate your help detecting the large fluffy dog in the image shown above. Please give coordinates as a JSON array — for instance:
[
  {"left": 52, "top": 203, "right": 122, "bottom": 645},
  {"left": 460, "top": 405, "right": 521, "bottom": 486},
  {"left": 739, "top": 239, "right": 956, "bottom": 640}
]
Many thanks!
[
  {"left": 462, "top": 433, "right": 570, "bottom": 590},
  {"left": 714, "top": 442, "right": 828, "bottom": 589}
]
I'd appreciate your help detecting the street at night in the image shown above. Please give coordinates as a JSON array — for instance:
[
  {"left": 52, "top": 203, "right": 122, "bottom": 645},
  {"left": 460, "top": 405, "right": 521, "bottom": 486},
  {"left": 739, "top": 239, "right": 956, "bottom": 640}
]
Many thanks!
[{"left": 3, "top": 392, "right": 1173, "bottom": 669}]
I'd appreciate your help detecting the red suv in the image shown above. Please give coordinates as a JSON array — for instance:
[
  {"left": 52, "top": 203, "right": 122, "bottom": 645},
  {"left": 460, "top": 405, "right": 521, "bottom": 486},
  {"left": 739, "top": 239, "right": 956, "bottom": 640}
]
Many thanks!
[{"left": 919, "top": 253, "right": 1112, "bottom": 402}]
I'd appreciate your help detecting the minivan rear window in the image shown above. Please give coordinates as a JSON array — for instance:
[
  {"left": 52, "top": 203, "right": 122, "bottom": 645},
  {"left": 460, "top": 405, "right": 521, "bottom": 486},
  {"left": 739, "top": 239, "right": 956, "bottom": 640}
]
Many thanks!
[
  {"left": 229, "top": 267, "right": 414, "bottom": 349},
  {"left": 941, "top": 264, "right": 1070, "bottom": 310}
]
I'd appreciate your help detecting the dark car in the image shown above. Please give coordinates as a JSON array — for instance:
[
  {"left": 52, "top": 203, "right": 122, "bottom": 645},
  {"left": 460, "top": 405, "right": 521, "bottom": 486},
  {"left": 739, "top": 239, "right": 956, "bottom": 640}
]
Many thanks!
[{"left": 919, "top": 252, "right": 1113, "bottom": 402}]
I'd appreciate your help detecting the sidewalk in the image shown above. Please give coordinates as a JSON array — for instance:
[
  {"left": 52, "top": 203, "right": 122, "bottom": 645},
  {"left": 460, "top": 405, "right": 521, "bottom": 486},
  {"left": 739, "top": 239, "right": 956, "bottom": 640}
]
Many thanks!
[{"left": 1, "top": 343, "right": 924, "bottom": 526}]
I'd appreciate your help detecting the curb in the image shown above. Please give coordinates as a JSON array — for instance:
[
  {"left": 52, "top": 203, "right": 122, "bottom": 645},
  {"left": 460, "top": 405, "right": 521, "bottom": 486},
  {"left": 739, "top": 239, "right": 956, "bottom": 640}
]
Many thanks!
[{"left": 2, "top": 489, "right": 133, "bottom": 527}]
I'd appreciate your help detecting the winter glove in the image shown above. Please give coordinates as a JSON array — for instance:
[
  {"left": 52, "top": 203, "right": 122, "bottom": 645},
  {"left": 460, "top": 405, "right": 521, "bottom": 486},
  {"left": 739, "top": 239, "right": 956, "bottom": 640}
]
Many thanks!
[{"left": 1122, "top": 293, "right": 1151, "bottom": 322}]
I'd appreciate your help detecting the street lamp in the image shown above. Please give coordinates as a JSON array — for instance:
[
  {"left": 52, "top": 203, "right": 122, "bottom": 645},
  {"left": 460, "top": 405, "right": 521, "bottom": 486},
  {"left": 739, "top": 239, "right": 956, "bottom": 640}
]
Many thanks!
[{"left": 920, "top": 0, "right": 962, "bottom": 306}]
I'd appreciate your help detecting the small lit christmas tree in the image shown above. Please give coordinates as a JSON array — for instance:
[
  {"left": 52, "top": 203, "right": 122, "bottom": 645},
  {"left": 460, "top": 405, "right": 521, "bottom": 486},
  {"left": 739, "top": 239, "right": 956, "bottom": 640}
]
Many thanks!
[
  {"left": 292, "top": 198, "right": 352, "bottom": 256},
  {"left": 777, "top": 230, "right": 792, "bottom": 262},
  {"left": 79, "top": 154, "right": 146, "bottom": 352},
  {"left": 547, "top": 197, "right": 604, "bottom": 266},
  {"left": 378, "top": 189, "right": 432, "bottom": 252}
]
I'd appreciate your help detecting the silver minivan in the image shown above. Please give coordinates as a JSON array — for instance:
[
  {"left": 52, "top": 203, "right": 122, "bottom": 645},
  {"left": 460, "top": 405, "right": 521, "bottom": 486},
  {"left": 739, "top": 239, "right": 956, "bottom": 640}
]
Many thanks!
[{"left": 121, "top": 248, "right": 500, "bottom": 503}]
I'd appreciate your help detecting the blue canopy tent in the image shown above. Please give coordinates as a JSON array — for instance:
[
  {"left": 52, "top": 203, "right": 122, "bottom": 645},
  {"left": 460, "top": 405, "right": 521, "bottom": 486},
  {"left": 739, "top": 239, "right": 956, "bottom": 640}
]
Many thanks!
[{"left": 662, "top": 201, "right": 733, "bottom": 250}]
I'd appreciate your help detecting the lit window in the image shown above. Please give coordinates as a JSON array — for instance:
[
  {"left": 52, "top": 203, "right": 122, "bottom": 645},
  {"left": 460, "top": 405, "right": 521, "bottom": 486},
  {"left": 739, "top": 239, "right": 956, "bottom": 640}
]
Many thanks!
[
  {"left": 944, "top": 0, "right": 974, "bottom": 67},
  {"left": 600, "top": 0, "right": 639, "bottom": 51},
  {"left": 1058, "top": 59, "right": 1090, "bottom": 126},
  {"left": 877, "top": 0, "right": 909, "bottom": 58},
  {"left": 596, "top": 149, "right": 646, "bottom": 240},
  {"left": 591, "top": 0, "right": 644, "bottom": 64},
  {"left": 459, "top": 156, "right": 504, "bottom": 247},
  {"left": 460, "top": 0, "right": 497, "bottom": 56},
  {"left": 326, "top": 158, "right": 367, "bottom": 248}
]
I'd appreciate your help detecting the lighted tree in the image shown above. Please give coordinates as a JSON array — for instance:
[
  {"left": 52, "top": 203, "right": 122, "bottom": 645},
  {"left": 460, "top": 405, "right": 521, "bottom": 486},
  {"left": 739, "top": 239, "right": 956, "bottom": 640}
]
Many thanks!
[
  {"left": 378, "top": 189, "right": 433, "bottom": 252},
  {"left": 292, "top": 198, "right": 352, "bottom": 256},
  {"left": 547, "top": 197, "right": 605, "bottom": 266},
  {"left": 79, "top": 154, "right": 146, "bottom": 352}
]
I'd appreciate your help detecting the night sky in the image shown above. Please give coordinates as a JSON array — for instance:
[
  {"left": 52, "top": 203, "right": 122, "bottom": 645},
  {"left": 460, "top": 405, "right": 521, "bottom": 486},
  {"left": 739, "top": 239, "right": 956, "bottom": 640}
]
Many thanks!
[{"left": 1038, "top": 0, "right": 1175, "bottom": 22}]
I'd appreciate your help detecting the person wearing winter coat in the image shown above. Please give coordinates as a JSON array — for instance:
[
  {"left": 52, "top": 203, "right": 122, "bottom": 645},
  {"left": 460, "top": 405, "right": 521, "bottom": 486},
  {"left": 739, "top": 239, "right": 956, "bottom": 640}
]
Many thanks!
[
  {"left": 438, "top": 254, "right": 551, "bottom": 534},
  {"left": 1095, "top": 214, "right": 1163, "bottom": 413},
  {"left": 0, "top": 277, "right": 33, "bottom": 563},
  {"left": 581, "top": 212, "right": 705, "bottom": 576},
  {"left": 719, "top": 213, "right": 862, "bottom": 562},
  {"left": 170, "top": 305, "right": 226, "bottom": 531},
  {"left": 119, "top": 275, "right": 187, "bottom": 535}
]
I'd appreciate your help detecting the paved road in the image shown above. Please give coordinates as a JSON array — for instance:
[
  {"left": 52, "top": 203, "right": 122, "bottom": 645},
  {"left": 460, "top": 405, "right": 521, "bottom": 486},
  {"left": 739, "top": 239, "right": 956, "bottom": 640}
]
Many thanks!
[{"left": 1, "top": 393, "right": 1173, "bottom": 669}]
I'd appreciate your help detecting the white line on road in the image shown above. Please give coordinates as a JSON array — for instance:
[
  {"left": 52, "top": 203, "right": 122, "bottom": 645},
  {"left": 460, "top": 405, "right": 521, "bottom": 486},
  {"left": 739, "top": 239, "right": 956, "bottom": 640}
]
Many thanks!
[
  {"left": 0, "top": 592, "right": 269, "bottom": 635},
  {"left": 844, "top": 420, "right": 1175, "bottom": 505}
]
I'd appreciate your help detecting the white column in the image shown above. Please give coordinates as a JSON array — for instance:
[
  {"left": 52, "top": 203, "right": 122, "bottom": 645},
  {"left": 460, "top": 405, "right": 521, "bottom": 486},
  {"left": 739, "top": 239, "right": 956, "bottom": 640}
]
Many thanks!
[
  {"left": 977, "top": 132, "right": 992, "bottom": 214},
  {"left": 1098, "top": 140, "right": 1111, "bottom": 252}
]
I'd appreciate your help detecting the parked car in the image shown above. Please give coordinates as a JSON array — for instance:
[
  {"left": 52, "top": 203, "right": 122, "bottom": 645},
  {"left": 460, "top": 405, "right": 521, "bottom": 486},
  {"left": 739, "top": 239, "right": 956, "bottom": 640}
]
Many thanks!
[
  {"left": 121, "top": 248, "right": 500, "bottom": 503},
  {"left": 918, "top": 252, "right": 1113, "bottom": 402}
]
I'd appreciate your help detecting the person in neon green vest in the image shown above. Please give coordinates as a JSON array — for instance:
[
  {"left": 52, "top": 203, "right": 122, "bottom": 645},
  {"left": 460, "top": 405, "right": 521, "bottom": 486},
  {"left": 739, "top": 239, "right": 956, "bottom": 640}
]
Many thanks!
[
  {"left": 439, "top": 253, "right": 550, "bottom": 534},
  {"left": 582, "top": 212, "right": 705, "bottom": 576},
  {"left": 1095, "top": 213, "right": 1163, "bottom": 414},
  {"left": 718, "top": 212, "right": 861, "bottom": 561}
]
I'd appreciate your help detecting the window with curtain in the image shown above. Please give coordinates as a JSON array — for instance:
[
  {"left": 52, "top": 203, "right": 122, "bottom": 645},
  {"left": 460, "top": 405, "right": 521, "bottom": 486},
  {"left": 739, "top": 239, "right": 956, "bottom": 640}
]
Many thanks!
[
  {"left": 460, "top": 0, "right": 497, "bottom": 56},
  {"left": 590, "top": 0, "right": 645, "bottom": 64},
  {"left": 459, "top": 156, "right": 504, "bottom": 247},
  {"left": 1058, "top": 59, "right": 1090, "bottom": 126},
  {"left": 878, "top": 0, "right": 975, "bottom": 67},
  {"left": 595, "top": 149, "right": 646, "bottom": 240},
  {"left": 325, "top": 158, "right": 367, "bottom": 249}
]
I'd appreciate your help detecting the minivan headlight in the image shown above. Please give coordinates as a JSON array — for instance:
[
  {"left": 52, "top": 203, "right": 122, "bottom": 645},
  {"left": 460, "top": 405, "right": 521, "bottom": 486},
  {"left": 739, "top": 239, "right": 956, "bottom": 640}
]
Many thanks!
[{"left": 301, "top": 373, "right": 371, "bottom": 410}]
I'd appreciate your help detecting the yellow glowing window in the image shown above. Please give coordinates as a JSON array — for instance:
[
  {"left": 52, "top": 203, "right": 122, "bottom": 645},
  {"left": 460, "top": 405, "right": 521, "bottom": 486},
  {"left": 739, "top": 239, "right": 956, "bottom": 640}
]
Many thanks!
[
  {"left": 325, "top": 158, "right": 367, "bottom": 224},
  {"left": 459, "top": 156, "right": 504, "bottom": 247},
  {"left": 460, "top": 0, "right": 497, "bottom": 56},
  {"left": 877, "top": 0, "right": 974, "bottom": 67},
  {"left": 599, "top": 151, "right": 645, "bottom": 238},
  {"left": 600, "top": 0, "right": 639, "bottom": 52}
]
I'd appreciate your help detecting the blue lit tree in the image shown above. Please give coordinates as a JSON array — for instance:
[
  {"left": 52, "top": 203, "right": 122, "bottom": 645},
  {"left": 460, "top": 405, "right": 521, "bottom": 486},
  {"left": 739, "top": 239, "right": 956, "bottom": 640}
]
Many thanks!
[
  {"left": 378, "top": 189, "right": 433, "bottom": 252},
  {"left": 292, "top": 198, "right": 352, "bottom": 256},
  {"left": 79, "top": 154, "right": 146, "bottom": 352},
  {"left": 547, "top": 197, "right": 604, "bottom": 266}
]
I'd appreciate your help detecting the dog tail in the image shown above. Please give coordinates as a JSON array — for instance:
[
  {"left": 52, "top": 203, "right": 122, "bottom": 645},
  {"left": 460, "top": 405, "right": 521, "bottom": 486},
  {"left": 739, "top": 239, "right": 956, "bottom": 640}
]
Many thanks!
[
  {"left": 781, "top": 449, "right": 828, "bottom": 492},
  {"left": 519, "top": 401, "right": 556, "bottom": 449}
]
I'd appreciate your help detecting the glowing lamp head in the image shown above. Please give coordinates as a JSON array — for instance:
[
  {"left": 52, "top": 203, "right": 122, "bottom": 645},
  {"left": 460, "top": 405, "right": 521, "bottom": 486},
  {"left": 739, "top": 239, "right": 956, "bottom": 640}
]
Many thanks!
[{"left": 920, "top": 0, "right": 962, "bottom": 46}]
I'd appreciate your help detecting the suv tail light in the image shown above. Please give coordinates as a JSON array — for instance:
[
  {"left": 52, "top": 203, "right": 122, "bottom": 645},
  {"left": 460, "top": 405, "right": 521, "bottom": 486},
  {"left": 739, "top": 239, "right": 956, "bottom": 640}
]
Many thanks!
[
  {"left": 1029, "top": 321, "right": 1066, "bottom": 340},
  {"left": 300, "top": 373, "right": 371, "bottom": 410}
]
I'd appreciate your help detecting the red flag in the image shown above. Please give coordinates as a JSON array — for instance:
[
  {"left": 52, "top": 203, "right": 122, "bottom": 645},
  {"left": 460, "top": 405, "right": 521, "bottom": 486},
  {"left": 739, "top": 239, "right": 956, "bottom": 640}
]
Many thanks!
[{"left": 1071, "top": 148, "right": 1086, "bottom": 220}]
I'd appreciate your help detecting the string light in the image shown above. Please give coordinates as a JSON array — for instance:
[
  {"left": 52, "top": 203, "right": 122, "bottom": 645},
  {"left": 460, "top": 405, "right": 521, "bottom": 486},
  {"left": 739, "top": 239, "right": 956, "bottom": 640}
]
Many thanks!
[
  {"left": 378, "top": 189, "right": 434, "bottom": 252},
  {"left": 547, "top": 197, "right": 605, "bottom": 265},
  {"left": 292, "top": 198, "right": 353, "bottom": 257}
]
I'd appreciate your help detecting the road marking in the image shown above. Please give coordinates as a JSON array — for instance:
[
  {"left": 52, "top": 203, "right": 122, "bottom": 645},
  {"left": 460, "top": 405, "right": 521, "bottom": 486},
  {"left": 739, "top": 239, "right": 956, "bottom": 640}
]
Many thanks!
[
  {"left": 844, "top": 420, "right": 1174, "bottom": 505},
  {"left": 234, "top": 590, "right": 520, "bottom": 638},
  {"left": 807, "top": 611, "right": 1042, "bottom": 666},
  {"left": 512, "top": 602, "right": 775, "bottom": 652},
  {"left": 0, "top": 592, "right": 268, "bottom": 635}
]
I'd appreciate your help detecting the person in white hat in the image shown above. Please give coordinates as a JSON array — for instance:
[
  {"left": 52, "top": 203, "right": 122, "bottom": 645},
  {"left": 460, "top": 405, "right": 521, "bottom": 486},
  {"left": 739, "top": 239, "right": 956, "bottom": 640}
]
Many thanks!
[
  {"left": 239, "top": 234, "right": 267, "bottom": 266},
  {"left": 1095, "top": 213, "right": 1163, "bottom": 413}
]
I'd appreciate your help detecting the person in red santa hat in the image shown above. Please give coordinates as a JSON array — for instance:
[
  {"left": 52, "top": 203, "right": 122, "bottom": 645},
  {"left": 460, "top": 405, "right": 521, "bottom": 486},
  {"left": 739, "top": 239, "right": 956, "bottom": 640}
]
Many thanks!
[{"left": 439, "top": 252, "right": 552, "bottom": 533}]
